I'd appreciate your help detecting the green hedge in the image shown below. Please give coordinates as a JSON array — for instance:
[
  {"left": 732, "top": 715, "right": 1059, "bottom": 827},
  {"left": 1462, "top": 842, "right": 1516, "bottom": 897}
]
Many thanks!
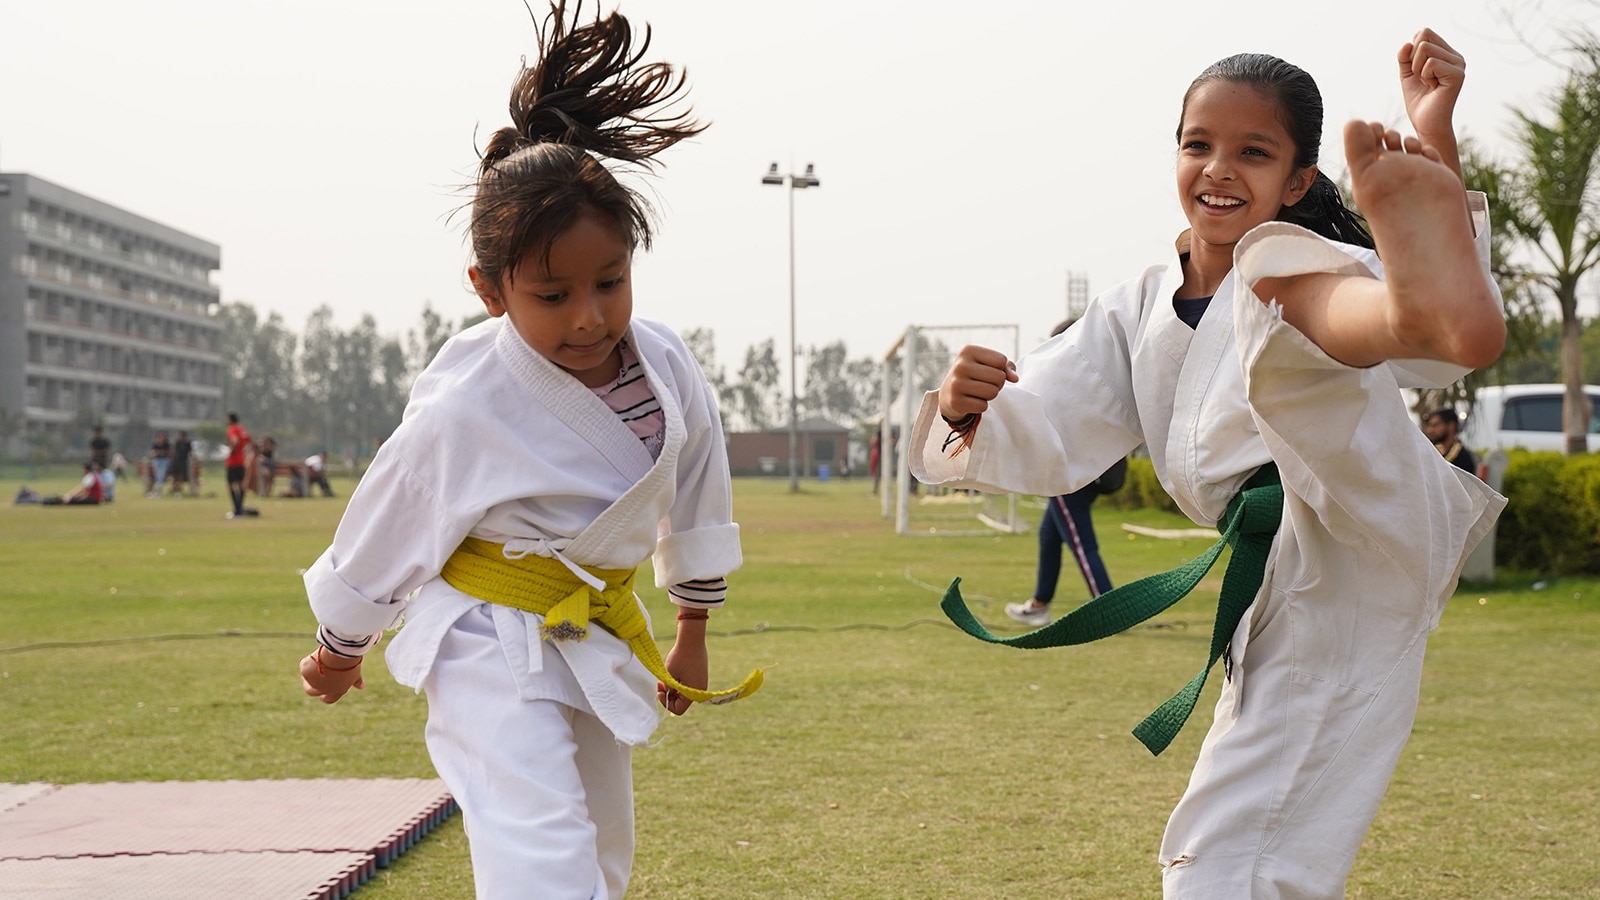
[
  {"left": 1096, "top": 451, "right": 1600, "bottom": 575},
  {"left": 1497, "top": 450, "right": 1600, "bottom": 575},
  {"left": 1098, "top": 457, "right": 1179, "bottom": 515}
]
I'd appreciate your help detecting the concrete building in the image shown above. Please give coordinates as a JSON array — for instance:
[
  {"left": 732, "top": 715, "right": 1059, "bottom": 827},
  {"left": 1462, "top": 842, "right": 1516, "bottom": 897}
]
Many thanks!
[{"left": 0, "top": 172, "right": 223, "bottom": 460}]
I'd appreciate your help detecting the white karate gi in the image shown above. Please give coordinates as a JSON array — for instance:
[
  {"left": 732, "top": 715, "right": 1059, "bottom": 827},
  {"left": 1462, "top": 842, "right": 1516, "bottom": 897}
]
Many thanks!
[
  {"left": 912, "top": 201, "right": 1505, "bottom": 900},
  {"left": 304, "top": 316, "right": 740, "bottom": 900}
]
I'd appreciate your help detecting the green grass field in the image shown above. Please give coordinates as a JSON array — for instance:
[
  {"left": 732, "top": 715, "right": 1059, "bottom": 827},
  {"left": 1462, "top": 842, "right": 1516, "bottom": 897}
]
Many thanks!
[{"left": 3, "top": 470, "right": 1598, "bottom": 898}]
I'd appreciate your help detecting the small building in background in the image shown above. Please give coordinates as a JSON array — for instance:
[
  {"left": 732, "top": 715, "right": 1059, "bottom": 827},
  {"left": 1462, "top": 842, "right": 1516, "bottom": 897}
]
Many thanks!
[{"left": 727, "top": 417, "right": 852, "bottom": 478}]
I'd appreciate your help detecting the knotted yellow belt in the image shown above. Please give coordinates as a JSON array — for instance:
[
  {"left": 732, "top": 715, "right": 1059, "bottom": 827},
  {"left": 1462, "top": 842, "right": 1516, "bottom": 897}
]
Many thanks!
[{"left": 439, "top": 536, "right": 762, "bottom": 705}]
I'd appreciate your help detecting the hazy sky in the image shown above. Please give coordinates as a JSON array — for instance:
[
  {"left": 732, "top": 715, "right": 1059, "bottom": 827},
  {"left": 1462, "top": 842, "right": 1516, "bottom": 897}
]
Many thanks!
[{"left": 3, "top": 0, "right": 1592, "bottom": 378}]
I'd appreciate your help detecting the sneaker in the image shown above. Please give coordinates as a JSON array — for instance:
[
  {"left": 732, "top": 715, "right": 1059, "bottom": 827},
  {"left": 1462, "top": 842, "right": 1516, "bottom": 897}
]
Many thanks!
[{"left": 1005, "top": 600, "right": 1051, "bottom": 627}]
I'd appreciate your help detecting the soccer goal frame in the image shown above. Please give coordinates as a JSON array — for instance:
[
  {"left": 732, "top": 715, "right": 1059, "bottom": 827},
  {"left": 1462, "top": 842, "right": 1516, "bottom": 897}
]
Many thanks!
[{"left": 879, "top": 323, "right": 1027, "bottom": 537}]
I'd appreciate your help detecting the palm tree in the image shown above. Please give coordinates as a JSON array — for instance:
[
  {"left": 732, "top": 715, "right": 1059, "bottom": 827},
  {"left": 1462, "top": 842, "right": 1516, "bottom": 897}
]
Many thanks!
[
  {"left": 1458, "top": 141, "right": 1546, "bottom": 404},
  {"left": 1502, "top": 39, "right": 1600, "bottom": 454}
]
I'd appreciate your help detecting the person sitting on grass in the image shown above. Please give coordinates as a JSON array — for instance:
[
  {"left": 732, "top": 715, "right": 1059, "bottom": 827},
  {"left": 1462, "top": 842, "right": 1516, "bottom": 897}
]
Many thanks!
[{"left": 42, "top": 463, "right": 105, "bottom": 506}]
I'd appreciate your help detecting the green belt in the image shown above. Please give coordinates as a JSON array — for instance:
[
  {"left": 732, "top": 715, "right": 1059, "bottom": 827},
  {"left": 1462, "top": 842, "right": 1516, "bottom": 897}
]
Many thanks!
[{"left": 941, "top": 464, "right": 1282, "bottom": 756}]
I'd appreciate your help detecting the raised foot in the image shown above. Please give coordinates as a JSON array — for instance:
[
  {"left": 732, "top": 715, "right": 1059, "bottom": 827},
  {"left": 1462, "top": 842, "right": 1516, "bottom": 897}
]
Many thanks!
[{"left": 1344, "top": 119, "right": 1504, "bottom": 369}]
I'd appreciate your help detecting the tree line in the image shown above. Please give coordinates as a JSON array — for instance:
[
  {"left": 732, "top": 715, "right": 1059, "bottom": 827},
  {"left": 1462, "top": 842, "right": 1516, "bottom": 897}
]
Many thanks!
[{"left": 211, "top": 306, "right": 912, "bottom": 462}]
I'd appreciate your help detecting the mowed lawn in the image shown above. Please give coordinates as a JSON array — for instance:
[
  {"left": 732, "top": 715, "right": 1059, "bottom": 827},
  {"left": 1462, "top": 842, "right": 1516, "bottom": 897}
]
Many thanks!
[{"left": 2, "top": 470, "right": 1597, "bottom": 898}]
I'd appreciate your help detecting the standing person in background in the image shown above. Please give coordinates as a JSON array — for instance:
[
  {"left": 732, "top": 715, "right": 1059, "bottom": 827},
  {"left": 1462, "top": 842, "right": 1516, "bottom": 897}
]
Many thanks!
[
  {"left": 148, "top": 431, "right": 171, "bottom": 498},
  {"left": 88, "top": 426, "right": 111, "bottom": 471},
  {"left": 256, "top": 435, "right": 278, "bottom": 497},
  {"left": 1008, "top": 317, "right": 1127, "bottom": 627},
  {"left": 225, "top": 412, "right": 256, "bottom": 518},
  {"left": 869, "top": 429, "right": 882, "bottom": 495},
  {"left": 297, "top": 6, "right": 759, "bottom": 897},
  {"left": 1422, "top": 407, "right": 1478, "bottom": 476},
  {"left": 167, "top": 431, "right": 193, "bottom": 497}
]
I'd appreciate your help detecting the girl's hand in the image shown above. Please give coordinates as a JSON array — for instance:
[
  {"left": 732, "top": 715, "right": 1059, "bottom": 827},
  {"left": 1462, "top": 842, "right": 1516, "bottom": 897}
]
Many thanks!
[
  {"left": 299, "top": 647, "right": 365, "bottom": 704},
  {"left": 938, "top": 345, "right": 1018, "bottom": 421},
  {"left": 658, "top": 625, "right": 708, "bottom": 717},
  {"left": 1398, "top": 28, "right": 1465, "bottom": 180}
]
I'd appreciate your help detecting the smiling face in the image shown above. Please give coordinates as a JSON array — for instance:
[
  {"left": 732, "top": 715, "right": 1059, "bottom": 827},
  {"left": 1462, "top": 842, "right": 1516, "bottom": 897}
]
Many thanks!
[
  {"left": 470, "top": 209, "right": 635, "bottom": 388},
  {"left": 1176, "top": 80, "right": 1316, "bottom": 262}
]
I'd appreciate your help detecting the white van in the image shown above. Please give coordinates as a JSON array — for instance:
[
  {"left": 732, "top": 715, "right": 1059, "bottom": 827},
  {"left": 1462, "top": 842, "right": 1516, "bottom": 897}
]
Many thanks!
[{"left": 1459, "top": 383, "right": 1600, "bottom": 453}]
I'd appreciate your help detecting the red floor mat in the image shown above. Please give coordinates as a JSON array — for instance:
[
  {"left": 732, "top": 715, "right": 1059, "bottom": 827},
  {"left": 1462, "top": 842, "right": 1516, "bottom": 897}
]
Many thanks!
[{"left": 0, "top": 779, "right": 457, "bottom": 899}]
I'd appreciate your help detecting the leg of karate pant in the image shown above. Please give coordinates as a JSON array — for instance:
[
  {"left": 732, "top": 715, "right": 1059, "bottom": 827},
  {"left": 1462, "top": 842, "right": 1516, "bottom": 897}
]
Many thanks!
[
  {"left": 1159, "top": 590, "right": 1429, "bottom": 900},
  {"left": 422, "top": 613, "right": 634, "bottom": 900},
  {"left": 573, "top": 707, "right": 634, "bottom": 898}
]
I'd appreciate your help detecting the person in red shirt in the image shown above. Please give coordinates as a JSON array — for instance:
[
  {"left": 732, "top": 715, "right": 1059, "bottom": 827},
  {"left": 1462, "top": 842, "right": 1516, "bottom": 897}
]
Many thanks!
[
  {"left": 43, "top": 463, "right": 104, "bottom": 505},
  {"left": 225, "top": 412, "right": 257, "bottom": 518}
]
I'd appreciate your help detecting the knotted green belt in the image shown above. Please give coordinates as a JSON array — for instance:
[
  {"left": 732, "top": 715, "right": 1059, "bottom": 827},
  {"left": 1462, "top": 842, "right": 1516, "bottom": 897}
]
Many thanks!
[{"left": 941, "top": 464, "right": 1282, "bottom": 755}]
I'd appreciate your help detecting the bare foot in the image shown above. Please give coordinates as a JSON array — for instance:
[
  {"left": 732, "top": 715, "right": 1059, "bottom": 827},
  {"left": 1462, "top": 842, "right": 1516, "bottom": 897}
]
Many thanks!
[{"left": 1345, "top": 119, "right": 1504, "bottom": 368}]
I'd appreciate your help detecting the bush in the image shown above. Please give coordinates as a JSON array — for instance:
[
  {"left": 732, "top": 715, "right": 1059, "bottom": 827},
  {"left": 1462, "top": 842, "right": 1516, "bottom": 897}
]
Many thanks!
[
  {"left": 1094, "top": 451, "right": 1600, "bottom": 577},
  {"left": 1098, "top": 457, "right": 1179, "bottom": 515},
  {"left": 1498, "top": 450, "right": 1600, "bottom": 575}
]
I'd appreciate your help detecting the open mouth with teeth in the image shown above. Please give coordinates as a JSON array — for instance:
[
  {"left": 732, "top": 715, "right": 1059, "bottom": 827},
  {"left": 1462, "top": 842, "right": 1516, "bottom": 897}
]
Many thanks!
[{"left": 1199, "top": 193, "right": 1245, "bottom": 209}]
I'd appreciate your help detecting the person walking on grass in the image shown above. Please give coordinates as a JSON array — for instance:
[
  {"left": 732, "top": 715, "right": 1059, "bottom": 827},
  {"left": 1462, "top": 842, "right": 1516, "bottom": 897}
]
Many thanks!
[
  {"left": 1006, "top": 318, "right": 1127, "bottom": 627},
  {"left": 914, "top": 29, "right": 1504, "bottom": 898},
  {"left": 298, "top": 5, "right": 759, "bottom": 897}
]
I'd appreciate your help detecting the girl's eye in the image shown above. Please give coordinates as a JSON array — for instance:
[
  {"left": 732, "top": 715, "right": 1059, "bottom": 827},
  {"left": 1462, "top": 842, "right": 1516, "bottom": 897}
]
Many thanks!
[
  {"left": 1244, "top": 147, "right": 1269, "bottom": 158},
  {"left": 599, "top": 277, "right": 626, "bottom": 290},
  {"left": 537, "top": 292, "right": 566, "bottom": 303},
  {"left": 1182, "top": 141, "right": 1208, "bottom": 152}
]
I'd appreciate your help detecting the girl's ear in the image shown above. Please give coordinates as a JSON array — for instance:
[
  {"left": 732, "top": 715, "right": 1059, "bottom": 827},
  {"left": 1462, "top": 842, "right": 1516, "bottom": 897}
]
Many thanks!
[
  {"left": 468, "top": 267, "right": 507, "bottom": 318},
  {"left": 1282, "top": 165, "right": 1318, "bottom": 208}
]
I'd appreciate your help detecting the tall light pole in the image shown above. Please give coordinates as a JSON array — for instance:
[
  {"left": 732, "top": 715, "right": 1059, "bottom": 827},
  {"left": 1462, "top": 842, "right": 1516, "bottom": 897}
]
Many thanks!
[{"left": 761, "top": 161, "right": 820, "bottom": 493}]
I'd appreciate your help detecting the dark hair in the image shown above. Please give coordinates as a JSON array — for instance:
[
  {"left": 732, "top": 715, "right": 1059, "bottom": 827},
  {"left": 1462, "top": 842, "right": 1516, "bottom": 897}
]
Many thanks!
[
  {"left": 227, "top": 412, "right": 238, "bottom": 424},
  {"left": 469, "top": 0, "right": 707, "bottom": 291},
  {"left": 1427, "top": 408, "right": 1460, "bottom": 427},
  {"left": 1179, "top": 53, "right": 1374, "bottom": 250}
]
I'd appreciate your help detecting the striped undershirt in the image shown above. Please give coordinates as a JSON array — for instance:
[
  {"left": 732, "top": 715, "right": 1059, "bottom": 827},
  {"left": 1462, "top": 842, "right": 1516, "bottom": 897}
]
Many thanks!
[{"left": 592, "top": 339, "right": 726, "bottom": 609}]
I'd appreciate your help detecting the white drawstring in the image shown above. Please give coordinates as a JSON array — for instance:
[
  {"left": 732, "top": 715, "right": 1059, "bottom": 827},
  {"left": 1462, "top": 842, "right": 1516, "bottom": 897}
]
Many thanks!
[{"left": 500, "top": 537, "right": 607, "bottom": 592}]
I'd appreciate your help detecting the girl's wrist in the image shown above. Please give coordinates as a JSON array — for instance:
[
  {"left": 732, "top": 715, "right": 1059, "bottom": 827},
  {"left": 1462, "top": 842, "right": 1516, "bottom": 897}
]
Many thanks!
[{"left": 311, "top": 645, "right": 363, "bottom": 676}]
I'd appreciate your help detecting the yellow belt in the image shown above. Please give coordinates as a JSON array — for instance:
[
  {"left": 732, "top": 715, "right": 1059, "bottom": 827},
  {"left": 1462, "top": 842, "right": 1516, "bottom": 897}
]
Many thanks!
[{"left": 439, "top": 536, "right": 762, "bottom": 705}]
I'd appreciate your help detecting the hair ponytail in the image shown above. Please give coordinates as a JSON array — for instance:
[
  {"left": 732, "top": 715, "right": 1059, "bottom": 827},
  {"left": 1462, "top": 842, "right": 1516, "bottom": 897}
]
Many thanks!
[
  {"left": 1279, "top": 170, "right": 1373, "bottom": 249},
  {"left": 477, "top": 0, "right": 705, "bottom": 180},
  {"left": 467, "top": 1, "right": 709, "bottom": 291}
]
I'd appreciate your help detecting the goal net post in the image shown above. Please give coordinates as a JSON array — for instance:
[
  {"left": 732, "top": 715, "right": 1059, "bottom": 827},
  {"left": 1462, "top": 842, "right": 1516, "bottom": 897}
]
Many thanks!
[{"left": 880, "top": 324, "right": 1027, "bottom": 537}]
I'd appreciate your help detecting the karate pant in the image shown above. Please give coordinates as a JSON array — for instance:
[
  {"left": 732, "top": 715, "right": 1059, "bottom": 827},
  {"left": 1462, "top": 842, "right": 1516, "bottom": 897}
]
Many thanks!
[
  {"left": 1158, "top": 556, "right": 1431, "bottom": 899},
  {"left": 422, "top": 608, "right": 634, "bottom": 900}
]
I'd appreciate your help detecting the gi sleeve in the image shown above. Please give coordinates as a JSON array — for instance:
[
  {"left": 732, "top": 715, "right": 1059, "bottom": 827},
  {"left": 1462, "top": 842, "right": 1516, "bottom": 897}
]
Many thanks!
[
  {"left": 909, "top": 299, "right": 1144, "bottom": 497},
  {"left": 303, "top": 442, "right": 476, "bottom": 637},
  {"left": 652, "top": 347, "right": 741, "bottom": 598}
]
